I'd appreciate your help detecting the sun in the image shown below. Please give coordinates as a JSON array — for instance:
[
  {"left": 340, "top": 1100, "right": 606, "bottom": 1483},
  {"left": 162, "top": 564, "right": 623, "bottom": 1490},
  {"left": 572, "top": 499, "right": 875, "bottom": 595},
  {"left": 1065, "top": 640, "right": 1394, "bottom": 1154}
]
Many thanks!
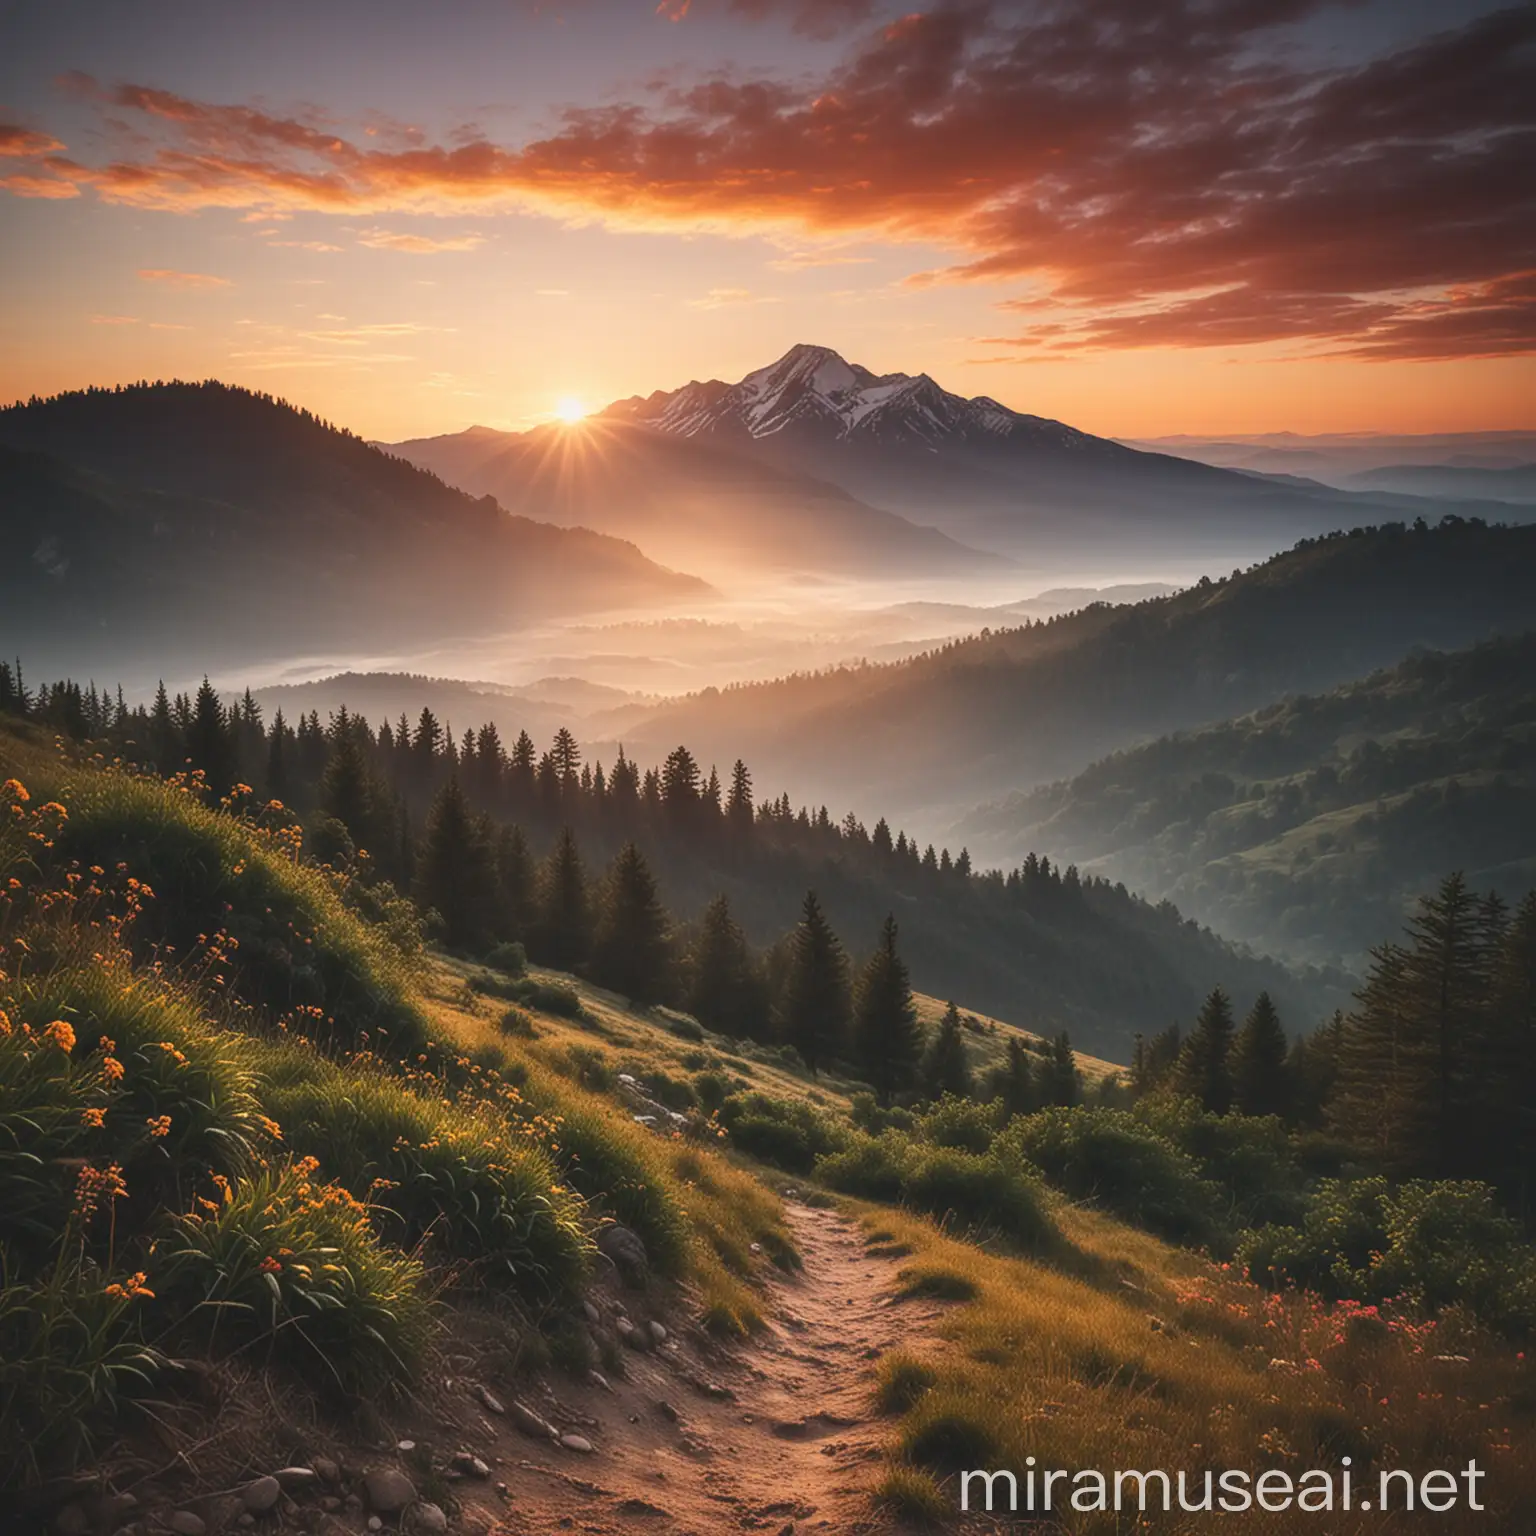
[{"left": 555, "top": 396, "right": 589, "bottom": 424}]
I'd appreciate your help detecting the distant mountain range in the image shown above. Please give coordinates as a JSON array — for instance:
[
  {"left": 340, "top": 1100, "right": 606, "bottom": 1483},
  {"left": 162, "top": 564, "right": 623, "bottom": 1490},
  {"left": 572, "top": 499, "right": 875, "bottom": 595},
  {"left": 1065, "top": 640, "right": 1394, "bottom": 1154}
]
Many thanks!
[
  {"left": 386, "top": 412, "right": 1004, "bottom": 584},
  {"left": 956, "top": 633, "right": 1536, "bottom": 968},
  {"left": 595, "top": 344, "right": 1475, "bottom": 566},
  {"left": 0, "top": 383, "right": 706, "bottom": 680},
  {"left": 611, "top": 519, "right": 1536, "bottom": 833}
]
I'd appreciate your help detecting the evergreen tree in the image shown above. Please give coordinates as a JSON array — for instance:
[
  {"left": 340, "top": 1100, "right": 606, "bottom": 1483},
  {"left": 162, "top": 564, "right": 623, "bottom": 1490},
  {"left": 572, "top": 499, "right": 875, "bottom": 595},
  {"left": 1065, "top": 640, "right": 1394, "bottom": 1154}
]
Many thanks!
[
  {"left": 726, "top": 759, "right": 754, "bottom": 837},
  {"left": 1230, "top": 992, "right": 1290, "bottom": 1117},
  {"left": 1039, "top": 1031, "right": 1081, "bottom": 1107},
  {"left": 319, "top": 727, "right": 387, "bottom": 857},
  {"left": 591, "top": 843, "right": 674, "bottom": 1006},
  {"left": 491, "top": 824, "right": 536, "bottom": 943},
  {"left": 148, "top": 680, "right": 180, "bottom": 775},
  {"left": 991, "top": 1036, "right": 1035, "bottom": 1119},
  {"left": 534, "top": 828, "right": 591, "bottom": 971},
  {"left": 780, "top": 891, "right": 851, "bottom": 1075},
  {"left": 413, "top": 778, "right": 497, "bottom": 951},
  {"left": 688, "top": 895, "right": 770, "bottom": 1039},
  {"left": 852, "top": 915, "right": 923, "bottom": 1105},
  {"left": 187, "top": 677, "right": 233, "bottom": 792},
  {"left": 1488, "top": 891, "right": 1536, "bottom": 1212},
  {"left": 1175, "top": 987, "right": 1236, "bottom": 1114},
  {"left": 265, "top": 707, "right": 290, "bottom": 801},
  {"left": 920, "top": 1001, "right": 972, "bottom": 1100}
]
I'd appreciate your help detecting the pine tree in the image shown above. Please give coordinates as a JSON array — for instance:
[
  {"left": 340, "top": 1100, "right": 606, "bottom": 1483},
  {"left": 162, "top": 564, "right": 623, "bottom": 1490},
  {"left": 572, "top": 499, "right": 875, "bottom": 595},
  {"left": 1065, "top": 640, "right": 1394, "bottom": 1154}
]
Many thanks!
[
  {"left": 920, "top": 1001, "right": 972, "bottom": 1100},
  {"left": 413, "top": 778, "right": 498, "bottom": 951},
  {"left": 1230, "top": 992, "right": 1290, "bottom": 1117},
  {"left": 534, "top": 828, "right": 591, "bottom": 971},
  {"left": 1488, "top": 891, "right": 1536, "bottom": 1212},
  {"left": 1039, "top": 1031, "right": 1081, "bottom": 1107},
  {"left": 1331, "top": 944, "right": 1421, "bottom": 1166},
  {"left": 187, "top": 677, "right": 233, "bottom": 792},
  {"left": 991, "top": 1037, "right": 1035, "bottom": 1119},
  {"left": 491, "top": 824, "right": 536, "bottom": 943},
  {"left": 591, "top": 843, "right": 674, "bottom": 1006},
  {"left": 149, "top": 680, "right": 180, "bottom": 775},
  {"left": 688, "top": 894, "right": 769, "bottom": 1039},
  {"left": 780, "top": 891, "right": 851, "bottom": 1076},
  {"left": 319, "top": 727, "right": 386, "bottom": 857},
  {"left": 1175, "top": 987, "right": 1236, "bottom": 1114},
  {"left": 726, "top": 760, "right": 754, "bottom": 837},
  {"left": 852, "top": 915, "right": 923, "bottom": 1105}
]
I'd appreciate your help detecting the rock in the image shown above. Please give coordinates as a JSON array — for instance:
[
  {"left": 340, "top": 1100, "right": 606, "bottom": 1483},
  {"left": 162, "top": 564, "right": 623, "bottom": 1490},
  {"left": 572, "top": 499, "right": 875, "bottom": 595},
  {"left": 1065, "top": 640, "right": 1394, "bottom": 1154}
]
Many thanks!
[
  {"left": 320, "top": 1498, "right": 342, "bottom": 1513},
  {"left": 451, "top": 1452, "right": 490, "bottom": 1479},
  {"left": 362, "top": 1467, "right": 417, "bottom": 1514},
  {"left": 237, "top": 1517, "right": 255, "bottom": 1530},
  {"left": 55, "top": 1506, "right": 91, "bottom": 1536},
  {"left": 413, "top": 1505, "right": 448, "bottom": 1533},
  {"left": 396, "top": 1440, "right": 416, "bottom": 1453},
  {"left": 509, "top": 1399, "right": 558, "bottom": 1440},
  {"left": 587, "top": 1370, "right": 612, "bottom": 1392},
  {"left": 473, "top": 1385, "right": 505, "bottom": 1415},
  {"left": 242, "top": 1476, "right": 283, "bottom": 1513},
  {"left": 749, "top": 1242, "right": 762, "bottom": 1254},
  {"left": 559, "top": 1435, "right": 594, "bottom": 1453},
  {"left": 312, "top": 1458, "right": 341, "bottom": 1486},
  {"left": 648, "top": 1321, "right": 667, "bottom": 1344},
  {"left": 655, "top": 1400, "right": 679, "bottom": 1423},
  {"left": 367, "top": 1519, "right": 383, "bottom": 1533},
  {"left": 167, "top": 1515, "right": 207, "bottom": 1536},
  {"left": 582, "top": 1300, "right": 600, "bottom": 1325},
  {"left": 596, "top": 1224, "right": 649, "bottom": 1287}
]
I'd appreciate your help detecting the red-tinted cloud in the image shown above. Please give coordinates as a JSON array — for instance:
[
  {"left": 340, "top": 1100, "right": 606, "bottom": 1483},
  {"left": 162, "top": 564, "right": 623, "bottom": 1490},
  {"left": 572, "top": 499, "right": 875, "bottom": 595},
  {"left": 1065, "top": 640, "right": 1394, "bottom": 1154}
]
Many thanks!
[{"left": 4, "top": 1, "right": 1532, "bottom": 357}]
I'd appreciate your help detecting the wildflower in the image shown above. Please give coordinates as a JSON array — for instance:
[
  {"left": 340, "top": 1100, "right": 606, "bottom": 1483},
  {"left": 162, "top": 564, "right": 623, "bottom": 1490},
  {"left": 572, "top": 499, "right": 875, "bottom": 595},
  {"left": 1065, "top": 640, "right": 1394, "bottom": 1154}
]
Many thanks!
[
  {"left": 259, "top": 1255, "right": 283, "bottom": 1273},
  {"left": 1, "top": 779, "right": 28, "bottom": 803},
  {"left": 80, "top": 1107, "right": 107, "bottom": 1128},
  {"left": 102, "top": 1055, "right": 125, "bottom": 1083},
  {"left": 74, "top": 1162, "right": 128, "bottom": 1219},
  {"left": 146, "top": 1114, "right": 172, "bottom": 1139},
  {"left": 103, "top": 1271, "right": 155, "bottom": 1301},
  {"left": 40, "top": 1019, "right": 76, "bottom": 1052},
  {"left": 256, "top": 1114, "right": 284, "bottom": 1142}
]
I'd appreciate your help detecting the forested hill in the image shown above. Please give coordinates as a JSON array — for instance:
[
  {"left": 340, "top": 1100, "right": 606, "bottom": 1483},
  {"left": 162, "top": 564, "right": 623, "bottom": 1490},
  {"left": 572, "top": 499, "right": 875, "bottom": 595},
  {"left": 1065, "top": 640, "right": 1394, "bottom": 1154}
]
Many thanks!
[
  {"left": 615, "top": 517, "right": 1536, "bottom": 827},
  {"left": 959, "top": 633, "right": 1536, "bottom": 967},
  {"left": 1, "top": 668, "right": 1344, "bottom": 1062},
  {"left": 0, "top": 382, "right": 707, "bottom": 679}
]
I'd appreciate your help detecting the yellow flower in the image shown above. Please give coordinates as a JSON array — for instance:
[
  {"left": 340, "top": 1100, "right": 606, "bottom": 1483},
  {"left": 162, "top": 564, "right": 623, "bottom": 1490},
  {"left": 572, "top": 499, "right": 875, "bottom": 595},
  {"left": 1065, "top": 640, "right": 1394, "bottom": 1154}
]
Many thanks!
[
  {"left": 256, "top": 1114, "right": 284, "bottom": 1142},
  {"left": 1, "top": 779, "right": 28, "bottom": 803},
  {"left": 103, "top": 1271, "right": 154, "bottom": 1301},
  {"left": 81, "top": 1107, "right": 107, "bottom": 1128},
  {"left": 102, "top": 1055, "right": 125, "bottom": 1083},
  {"left": 146, "top": 1114, "right": 171, "bottom": 1139}
]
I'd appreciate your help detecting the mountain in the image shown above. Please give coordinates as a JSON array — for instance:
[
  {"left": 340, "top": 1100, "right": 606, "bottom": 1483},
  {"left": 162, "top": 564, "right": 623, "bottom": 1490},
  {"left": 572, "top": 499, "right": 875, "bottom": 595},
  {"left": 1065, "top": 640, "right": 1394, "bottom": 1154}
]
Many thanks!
[
  {"left": 0, "top": 383, "right": 707, "bottom": 680},
  {"left": 385, "top": 416, "right": 1005, "bottom": 584},
  {"left": 956, "top": 634, "right": 1536, "bottom": 968},
  {"left": 1129, "top": 430, "right": 1536, "bottom": 486},
  {"left": 1341, "top": 463, "right": 1536, "bottom": 504},
  {"left": 602, "top": 344, "right": 1423, "bottom": 563},
  {"left": 610, "top": 518, "right": 1536, "bottom": 835}
]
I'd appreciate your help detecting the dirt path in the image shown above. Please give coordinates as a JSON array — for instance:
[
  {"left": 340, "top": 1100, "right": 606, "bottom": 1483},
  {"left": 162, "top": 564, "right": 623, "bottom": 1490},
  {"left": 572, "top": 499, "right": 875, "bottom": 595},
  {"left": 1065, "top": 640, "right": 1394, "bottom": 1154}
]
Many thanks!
[{"left": 434, "top": 1201, "right": 949, "bottom": 1536}]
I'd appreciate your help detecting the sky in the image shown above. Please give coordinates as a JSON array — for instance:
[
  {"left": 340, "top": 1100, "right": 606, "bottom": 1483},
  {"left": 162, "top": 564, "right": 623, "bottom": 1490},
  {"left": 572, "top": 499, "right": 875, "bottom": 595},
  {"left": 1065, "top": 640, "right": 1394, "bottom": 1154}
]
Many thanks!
[{"left": 1, "top": 0, "right": 1531, "bottom": 441}]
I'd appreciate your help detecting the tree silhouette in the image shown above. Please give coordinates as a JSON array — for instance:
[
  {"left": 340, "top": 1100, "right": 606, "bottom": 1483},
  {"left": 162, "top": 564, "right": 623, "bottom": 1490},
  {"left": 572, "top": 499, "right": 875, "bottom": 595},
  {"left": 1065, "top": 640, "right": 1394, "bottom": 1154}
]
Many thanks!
[
  {"left": 1176, "top": 987, "right": 1236, "bottom": 1114},
  {"left": 534, "top": 827, "right": 592, "bottom": 971},
  {"left": 921, "top": 1001, "right": 972, "bottom": 1101},
  {"left": 852, "top": 914, "right": 923, "bottom": 1104},
  {"left": 592, "top": 843, "right": 674, "bottom": 1006},
  {"left": 1231, "top": 991, "right": 1289, "bottom": 1117},
  {"left": 781, "top": 891, "right": 850, "bottom": 1076}
]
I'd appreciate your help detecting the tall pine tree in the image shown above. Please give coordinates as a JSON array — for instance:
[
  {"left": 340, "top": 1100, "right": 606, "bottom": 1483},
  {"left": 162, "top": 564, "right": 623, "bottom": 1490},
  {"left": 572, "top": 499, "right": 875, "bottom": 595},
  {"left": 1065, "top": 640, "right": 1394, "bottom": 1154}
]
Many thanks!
[
  {"left": 1175, "top": 987, "right": 1235, "bottom": 1114},
  {"left": 920, "top": 1001, "right": 972, "bottom": 1100},
  {"left": 1231, "top": 992, "right": 1290, "bottom": 1117},
  {"left": 534, "top": 827, "right": 592, "bottom": 972},
  {"left": 591, "top": 843, "right": 674, "bottom": 1006},
  {"left": 780, "top": 891, "right": 850, "bottom": 1076},
  {"left": 852, "top": 915, "right": 923, "bottom": 1105}
]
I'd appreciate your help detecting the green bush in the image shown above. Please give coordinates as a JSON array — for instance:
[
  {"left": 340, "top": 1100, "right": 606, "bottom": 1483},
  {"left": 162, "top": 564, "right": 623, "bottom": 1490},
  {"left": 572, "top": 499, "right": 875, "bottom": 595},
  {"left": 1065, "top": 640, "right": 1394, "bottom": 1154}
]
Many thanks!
[
  {"left": 1238, "top": 1178, "right": 1536, "bottom": 1336},
  {"left": 1140, "top": 1099, "right": 1306, "bottom": 1228},
  {"left": 498, "top": 976, "right": 588, "bottom": 1019},
  {"left": 1002, "top": 1107, "right": 1221, "bottom": 1245},
  {"left": 151, "top": 1158, "right": 431, "bottom": 1394},
  {"left": 849, "top": 1092, "right": 917, "bottom": 1136},
  {"left": 484, "top": 941, "right": 527, "bottom": 976},
  {"left": 917, "top": 1095, "right": 1001, "bottom": 1154},
  {"left": 718, "top": 1091, "right": 847, "bottom": 1175}
]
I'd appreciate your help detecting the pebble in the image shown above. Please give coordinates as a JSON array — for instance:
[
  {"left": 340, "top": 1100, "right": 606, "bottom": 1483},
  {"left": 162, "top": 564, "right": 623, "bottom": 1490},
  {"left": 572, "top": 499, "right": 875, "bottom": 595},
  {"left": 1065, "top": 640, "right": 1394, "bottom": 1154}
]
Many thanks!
[
  {"left": 167, "top": 1515, "right": 206, "bottom": 1536},
  {"left": 451, "top": 1452, "right": 490, "bottom": 1479},
  {"left": 582, "top": 1300, "right": 600, "bottom": 1325},
  {"left": 368, "top": 1519, "right": 383, "bottom": 1533},
  {"left": 274, "top": 1466, "right": 317, "bottom": 1494},
  {"left": 509, "top": 1399, "right": 558, "bottom": 1440},
  {"left": 414, "top": 1504, "right": 449, "bottom": 1533},
  {"left": 587, "top": 1370, "right": 612, "bottom": 1392},
  {"left": 559, "top": 1434, "right": 594, "bottom": 1453},
  {"left": 396, "top": 1439, "right": 416, "bottom": 1453},
  {"left": 237, "top": 1517, "right": 255, "bottom": 1530},
  {"left": 320, "top": 1497, "right": 342, "bottom": 1513},
  {"left": 648, "top": 1321, "right": 667, "bottom": 1344},
  {"left": 474, "top": 1384, "right": 505, "bottom": 1415},
  {"left": 241, "top": 1476, "right": 282, "bottom": 1513},
  {"left": 313, "top": 1457, "right": 341, "bottom": 1485},
  {"left": 363, "top": 1467, "right": 417, "bottom": 1514}
]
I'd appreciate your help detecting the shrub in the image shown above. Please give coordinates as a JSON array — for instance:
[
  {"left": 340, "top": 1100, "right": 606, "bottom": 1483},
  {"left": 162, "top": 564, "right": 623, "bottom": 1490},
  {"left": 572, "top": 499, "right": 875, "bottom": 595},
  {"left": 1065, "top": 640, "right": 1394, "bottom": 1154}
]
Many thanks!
[
  {"left": 499, "top": 976, "right": 588, "bottom": 1019},
  {"left": 484, "top": 941, "right": 527, "bottom": 976},
  {"left": 1140, "top": 1099, "right": 1306, "bottom": 1228},
  {"left": 917, "top": 1094, "right": 1000, "bottom": 1154},
  {"left": 718, "top": 1091, "right": 847, "bottom": 1175},
  {"left": 1238, "top": 1178, "right": 1536, "bottom": 1336},
  {"left": 849, "top": 1092, "right": 917, "bottom": 1136},
  {"left": 151, "top": 1158, "right": 431, "bottom": 1394},
  {"left": 1002, "top": 1108, "right": 1221, "bottom": 1245}
]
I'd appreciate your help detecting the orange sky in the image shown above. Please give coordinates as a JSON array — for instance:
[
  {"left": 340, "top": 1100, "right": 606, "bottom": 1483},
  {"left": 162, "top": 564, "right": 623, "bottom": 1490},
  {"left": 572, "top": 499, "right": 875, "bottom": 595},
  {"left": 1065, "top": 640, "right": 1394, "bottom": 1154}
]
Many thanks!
[{"left": 1, "top": 0, "right": 1531, "bottom": 440}]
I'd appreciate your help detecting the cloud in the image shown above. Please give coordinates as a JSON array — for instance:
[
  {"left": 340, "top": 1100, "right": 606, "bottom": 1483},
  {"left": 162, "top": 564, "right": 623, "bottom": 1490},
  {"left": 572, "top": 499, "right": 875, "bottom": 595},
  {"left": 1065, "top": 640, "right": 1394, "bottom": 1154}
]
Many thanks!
[
  {"left": 0, "top": 124, "right": 64, "bottom": 156},
  {"left": 356, "top": 227, "right": 484, "bottom": 253},
  {"left": 0, "top": 173, "right": 79, "bottom": 198},
  {"left": 9, "top": 4, "right": 1535, "bottom": 357},
  {"left": 137, "top": 268, "right": 232, "bottom": 289},
  {"left": 657, "top": 0, "right": 873, "bottom": 38},
  {"left": 688, "top": 286, "right": 780, "bottom": 308},
  {"left": 89, "top": 314, "right": 139, "bottom": 325}
]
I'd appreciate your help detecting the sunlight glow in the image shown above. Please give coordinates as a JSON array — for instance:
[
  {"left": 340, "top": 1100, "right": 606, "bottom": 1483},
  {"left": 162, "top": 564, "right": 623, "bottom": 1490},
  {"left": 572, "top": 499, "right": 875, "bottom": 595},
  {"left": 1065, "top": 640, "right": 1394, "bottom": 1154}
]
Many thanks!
[{"left": 555, "top": 396, "right": 589, "bottom": 424}]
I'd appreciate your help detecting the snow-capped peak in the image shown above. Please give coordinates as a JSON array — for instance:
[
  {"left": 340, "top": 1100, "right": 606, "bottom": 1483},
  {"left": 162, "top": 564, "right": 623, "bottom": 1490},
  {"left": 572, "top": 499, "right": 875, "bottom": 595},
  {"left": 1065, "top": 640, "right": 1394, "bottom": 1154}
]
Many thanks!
[{"left": 606, "top": 344, "right": 1092, "bottom": 451}]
